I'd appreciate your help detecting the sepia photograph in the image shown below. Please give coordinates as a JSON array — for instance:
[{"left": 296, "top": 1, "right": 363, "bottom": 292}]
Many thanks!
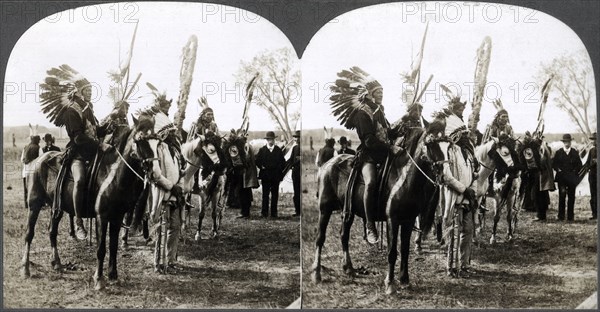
[
  {"left": 2, "top": 2, "right": 300, "bottom": 308},
  {"left": 1, "top": 0, "right": 598, "bottom": 310},
  {"left": 300, "top": 1, "right": 596, "bottom": 309}
]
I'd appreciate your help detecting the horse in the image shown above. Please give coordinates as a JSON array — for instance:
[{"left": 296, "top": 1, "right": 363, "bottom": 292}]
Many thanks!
[
  {"left": 474, "top": 139, "right": 521, "bottom": 244},
  {"left": 310, "top": 121, "right": 447, "bottom": 294},
  {"left": 180, "top": 135, "right": 226, "bottom": 240},
  {"left": 21, "top": 116, "right": 161, "bottom": 291}
]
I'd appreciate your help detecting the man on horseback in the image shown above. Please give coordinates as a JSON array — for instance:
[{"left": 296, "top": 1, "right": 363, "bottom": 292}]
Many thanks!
[
  {"left": 482, "top": 100, "right": 515, "bottom": 199},
  {"left": 436, "top": 97, "right": 478, "bottom": 277},
  {"left": 328, "top": 67, "right": 391, "bottom": 245},
  {"left": 51, "top": 73, "right": 113, "bottom": 240}
]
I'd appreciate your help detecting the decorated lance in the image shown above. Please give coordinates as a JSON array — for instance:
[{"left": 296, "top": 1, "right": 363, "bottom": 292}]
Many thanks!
[
  {"left": 108, "top": 21, "right": 141, "bottom": 104},
  {"left": 468, "top": 36, "right": 492, "bottom": 142},
  {"left": 174, "top": 35, "right": 198, "bottom": 138},
  {"left": 534, "top": 75, "right": 554, "bottom": 136},
  {"left": 239, "top": 72, "right": 260, "bottom": 135}
]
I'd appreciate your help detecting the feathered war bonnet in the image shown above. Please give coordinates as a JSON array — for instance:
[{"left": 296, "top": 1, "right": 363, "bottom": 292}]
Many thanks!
[
  {"left": 491, "top": 99, "right": 510, "bottom": 123},
  {"left": 198, "top": 96, "right": 213, "bottom": 119},
  {"left": 329, "top": 66, "right": 383, "bottom": 129},
  {"left": 136, "top": 82, "right": 176, "bottom": 139},
  {"left": 40, "top": 64, "right": 94, "bottom": 127},
  {"left": 431, "top": 85, "right": 468, "bottom": 141}
]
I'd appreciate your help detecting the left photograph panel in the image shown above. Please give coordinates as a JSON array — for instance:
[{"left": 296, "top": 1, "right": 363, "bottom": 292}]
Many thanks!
[{"left": 3, "top": 2, "right": 301, "bottom": 308}]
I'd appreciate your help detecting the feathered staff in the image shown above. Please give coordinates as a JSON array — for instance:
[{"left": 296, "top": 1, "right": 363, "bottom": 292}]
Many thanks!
[
  {"left": 468, "top": 36, "right": 492, "bottom": 142},
  {"left": 239, "top": 72, "right": 260, "bottom": 135},
  {"left": 402, "top": 22, "right": 433, "bottom": 106},
  {"left": 107, "top": 22, "right": 141, "bottom": 104},
  {"left": 534, "top": 75, "right": 554, "bottom": 135},
  {"left": 174, "top": 35, "right": 198, "bottom": 137}
]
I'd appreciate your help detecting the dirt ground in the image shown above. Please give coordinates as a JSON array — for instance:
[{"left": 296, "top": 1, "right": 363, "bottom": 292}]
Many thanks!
[
  {"left": 300, "top": 150, "right": 597, "bottom": 309},
  {"left": 2, "top": 144, "right": 300, "bottom": 308}
]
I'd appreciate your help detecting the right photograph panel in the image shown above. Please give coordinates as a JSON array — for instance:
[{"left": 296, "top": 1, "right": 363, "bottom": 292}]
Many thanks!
[{"left": 301, "top": 2, "right": 597, "bottom": 308}]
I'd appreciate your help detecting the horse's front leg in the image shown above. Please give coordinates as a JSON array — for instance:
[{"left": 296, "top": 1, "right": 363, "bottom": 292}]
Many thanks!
[
  {"left": 384, "top": 217, "right": 400, "bottom": 295},
  {"left": 311, "top": 207, "right": 332, "bottom": 283},
  {"left": 195, "top": 194, "right": 205, "bottom": 241},
  {"left": 108, "top": 220, "right": 121, "bottom": 281},
  {"left": 210, "top": 199, "right": 219, "bottom": 238},
  {"left": 49, "top": 209, "right": 64, "bottom": 271},
  {"left": 21, "top": 203, "right": 43, "bottom": 277},
  {"left": 398, "top": 218, "right": 415, "bottom": 287},
  {"left": 94, "top": 218, "right": 109, "bottom": 290},
  {"left": 340, "top": 211, "right": 355, "bottom": 276},
  {"left": 490, "top": 197, "right": 500, "bottom": 244}
]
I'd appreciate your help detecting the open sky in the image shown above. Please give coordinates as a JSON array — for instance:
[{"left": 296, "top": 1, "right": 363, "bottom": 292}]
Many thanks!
[
  {"left": 302, "top": 1, "right": 596, "bottom": 135},
  {"left": 3, "top": 2, "right": 297, "bottom": 133}
]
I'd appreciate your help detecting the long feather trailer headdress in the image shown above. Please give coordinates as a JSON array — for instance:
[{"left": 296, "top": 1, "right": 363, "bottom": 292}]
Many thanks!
[
  {"left": 40, "top": 64, "right": 92, "bottom": 127},
  {"left": 329, "top": 66, "right": 382, "bottom": 129}
]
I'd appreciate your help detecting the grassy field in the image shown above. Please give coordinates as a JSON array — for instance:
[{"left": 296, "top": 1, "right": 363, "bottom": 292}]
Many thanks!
[
  {"left": 2, "top": 142, "right": 300, "bottom": 308},
  {"left": 300, "top": 146, "right": 597, "bottom": 309}
]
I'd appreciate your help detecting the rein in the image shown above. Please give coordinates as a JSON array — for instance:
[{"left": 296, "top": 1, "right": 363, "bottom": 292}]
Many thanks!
[
  {"left": 115, "top": 147, "right": 158, "bottom": 182},
  {"left": 406, "top": 149, "right": 440, "bottom": 187}
]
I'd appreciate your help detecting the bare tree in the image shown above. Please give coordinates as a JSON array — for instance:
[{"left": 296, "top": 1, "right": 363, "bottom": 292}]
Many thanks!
[
  {"left": 235, "top": 47, "right": 300, "bottom": 142},
  {"left": 538, "top": 49, "right": 595, "bottom": 141}
]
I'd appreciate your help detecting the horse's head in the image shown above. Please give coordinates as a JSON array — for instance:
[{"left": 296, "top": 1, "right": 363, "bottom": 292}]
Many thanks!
[
  {"left": 130, "top": 113, "right": 161, "bottom": 180},
  {"left": 421, "top": 117, "right": 451, "bottom": 181},
  {"left": 224, "top": 129, "right": 249, "bottom": 168}
]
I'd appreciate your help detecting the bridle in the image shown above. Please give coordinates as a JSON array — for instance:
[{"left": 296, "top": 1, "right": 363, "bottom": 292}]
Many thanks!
[{"left": 116, "top": 132, "right": 161, "bottom": 183}]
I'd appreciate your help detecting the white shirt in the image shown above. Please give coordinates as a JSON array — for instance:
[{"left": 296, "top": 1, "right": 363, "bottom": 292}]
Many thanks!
[
  {"left": 267, "top": 144, "right": 274, "bottom": 152},
  {"left": 563, "top": 146, "right": 571, "bottom": 154}
]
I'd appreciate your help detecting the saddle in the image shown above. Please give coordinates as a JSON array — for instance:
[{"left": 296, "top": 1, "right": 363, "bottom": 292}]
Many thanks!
[
  {"left": 53, "top": 148, "right": 105, "bottom": 219},
  {"left": 343, "top": 152, "right": 393, "bottom": 222}
]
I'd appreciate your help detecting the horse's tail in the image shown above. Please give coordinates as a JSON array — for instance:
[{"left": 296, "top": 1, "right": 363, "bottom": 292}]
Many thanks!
[{"left": 130, "top": 183, "right": 150, "bottom": 232}]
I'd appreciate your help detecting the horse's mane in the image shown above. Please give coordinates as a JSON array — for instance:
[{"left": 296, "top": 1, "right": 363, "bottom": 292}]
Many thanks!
[
  {"left": 181, "top": 138, "right": 200, "bottom": 162},
  {"left": 475, "top": 140, "right": 495, "bottom": 165}
]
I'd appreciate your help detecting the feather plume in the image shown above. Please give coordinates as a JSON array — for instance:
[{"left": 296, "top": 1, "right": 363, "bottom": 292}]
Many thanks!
[
  {"left": 329, "top": 67, "right": 380, "bottom": 129},
  {"left": 40, "top": 64, "right": 89, "bottom": 127}
]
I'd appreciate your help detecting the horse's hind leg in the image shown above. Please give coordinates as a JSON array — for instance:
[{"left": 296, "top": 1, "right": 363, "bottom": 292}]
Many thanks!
[
  {"left": 341, "top": 211, "right": 355, "bottom": 276},
  {"left": 94, "top": 219, "right": 108, "bottom": 290},
  {"left": 49, "top": 210, "right": 64, "bottom": 271},
  {"left": 384, "top": 218, "right": 400, "bottom": 295},
  {"left": 21, "top": 204, "right": 42, "bottom": 277},
  {"left": 108, "top": 220, "right": 120, "bottom": 281},
  {"left": 210, "top": 200, "right": 218, "bottom": 238},
  {"left": 311, "top": 208, "right": 332, "bottom": 283}
]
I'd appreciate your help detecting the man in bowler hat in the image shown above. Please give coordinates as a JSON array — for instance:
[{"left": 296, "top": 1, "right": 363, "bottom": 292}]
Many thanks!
[
  {"left": 255, "top": 131, "right": 286, "bottom": 218},
  {"left": 552, "top": 133, "right": 583, "bottom": 221},
  {"left": 337, "top": 136, "right": 356, "bottom": 155}
]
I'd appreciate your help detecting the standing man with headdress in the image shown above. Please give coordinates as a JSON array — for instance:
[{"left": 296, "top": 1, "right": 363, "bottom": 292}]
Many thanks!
[
  {"left": 255, "top": 131, "right": 286, "bottom": 218},
  {"left": 553, "top": 133, "right": 583, "bottom": 221},
  {"left": 436, "top": 96, "right": 478, "bottom": 277},
  {"left": 141, "top": 87, "right": 185, "bottom": 272},
  {"left": 329, "top": 67, "right": 390, "bottom": 245},
  {"left": 40, "top": 65, "right": 113, "bottom": 240},
  {"left": 21, "top": 135, "right": 43, "bottom": 208}
]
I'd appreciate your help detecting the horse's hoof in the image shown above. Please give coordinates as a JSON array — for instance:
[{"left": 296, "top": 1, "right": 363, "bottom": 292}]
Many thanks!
[
  {"left": 415, "top": 245, "right": 423, "bottom": 254},
  {"left": 21, "top": 265, "right": 30, "bottom": 278},
  {"left": 194, "top": 232, "right": 201, "bottom": 241},
  {"left": 311, "top": 270, "right": 322, "bottom": 283},
  {"left": 489, "top": 236, "right": 496, "bottom": 245},
  {"left": 343, "top": 266, "right": 354, "bottom": 277},
  {"left": 108, "top": 271, "right": 118, "bottom": 281},
  {"left": 211, "top": 231, "right": 218, "bottom": 239},
  {"left": 506, "top": 235, "right": 513, "bottom": 242},
  {"left": 94, "top": 276, "right": 106, "bottom": 291},
  {"left": 384, "top": 280, "right": 396, "bottom": 295},
  {"left": 51, "top": 260, "right": 62, "bottom": 271}
]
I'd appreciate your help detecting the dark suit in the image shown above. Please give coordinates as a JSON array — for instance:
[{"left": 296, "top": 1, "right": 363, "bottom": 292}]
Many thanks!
[
  {"left": 289, "top": 144, "right": 301, "bottom": 215},
  {"left": 42, "top": 145, "right": 61, "bottom": 153},
  {"left": 553, "top": 147, "right": 583, "bottom": 220},
  {"left": 337, "top": 147, "right": 356, "bottom": 155},
  {"left": 585, "top": 146, "right": 597, "bottom": 218},
  {"left": 255, "top": 145, "right": 286, "bottom": 217}
]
